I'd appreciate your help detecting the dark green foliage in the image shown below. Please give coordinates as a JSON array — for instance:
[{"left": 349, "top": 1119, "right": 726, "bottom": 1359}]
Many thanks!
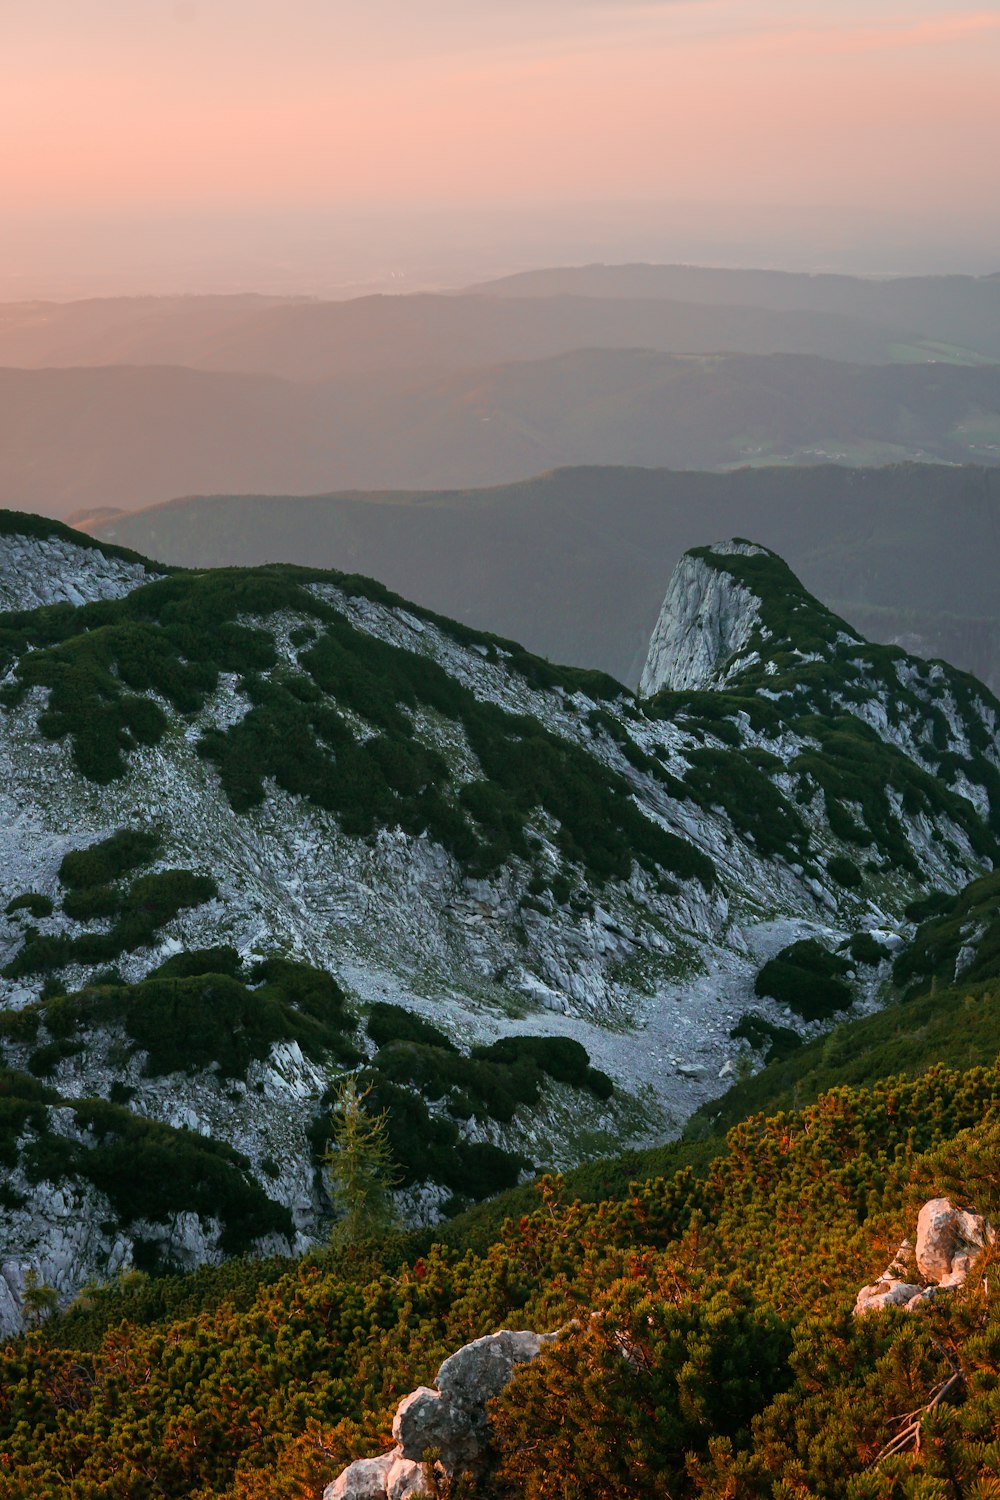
[
  {"left": 365, "top": 1003, "right": 458, "bottom": 1054},
  {"left": 354, "top": 1073, "right": 528, "bottom": 1205},
  {"left": 4, "top": 868, "right": 218, "bottom": 978},
  {"left": 893, "top": 869, "right": 1000, "bottom": 996},
  {"left": 473, "top": 1034, "right": 614, "bottom": 1099},
  {"left": 345, "top": 1025, "right": 614, "bottom": 1204},
  {"left": 26, "top": 1038, "right": 81, "bottom": 1078},
  {"left": 1, "top": 563, "right": 710, "bottom": 892},
  {"left": 689, "top": 979, "right": 1000, "bottom": 1139},
  {"left": 197, "top": 603, "right": 713, "bottom": 888},
  {"left": 683, "top": 746, "right": 809, "bottom": 859},
  {"left": 849, "top": 931, "right": 889, "bottom": 965},
  {"left": 755, "top": 938, "right": 853, "bottom": 1021},
  {"left": 72, "top": 1099, "right": 292, "bottom": 1254},
  {"left": 729, "top": 1012, "right": 803, "bottom": 1064},
  {"left": 904, "top": 888, "right": 957, "bottom": 922},
  {"left": 7, "top": 959, "right": 358, "bottom": 1080},
  {"left": 149, "top": 946, "right": 244, "bottom": 981},
  {"left": 58, "top": 827, "right": 162, "bottom": 889},
  {"left": 827, "top": 853, "right": 863, "bottom": 888},
  {"left": 0, "top": 508, "right": 152, "bottom": 567},
  {"left": 3, "top": 892, "right": 53, "bottom": 918},
  {"left": 0, "top": 1067, "right": 288, "bottom": 1255}
]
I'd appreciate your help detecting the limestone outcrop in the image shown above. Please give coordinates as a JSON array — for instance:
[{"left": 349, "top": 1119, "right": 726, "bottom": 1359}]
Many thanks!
[
  {"left": 854, "top": 1198, "right": 994, "bottom": 1317},
  {"left": 0, "top": 531, "right": 155, "bottom": 613},
  {"left": 639, "top": 540, "right": 766, "bottom": 696},
  {"left": 324, "top": 1328, "right": 556, "bottom": 1500}
]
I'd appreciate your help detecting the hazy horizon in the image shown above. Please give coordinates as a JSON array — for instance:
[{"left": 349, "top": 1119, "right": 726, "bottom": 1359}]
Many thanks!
[{"left": 4, "top": 0, "right": 999, "bottom": 299}]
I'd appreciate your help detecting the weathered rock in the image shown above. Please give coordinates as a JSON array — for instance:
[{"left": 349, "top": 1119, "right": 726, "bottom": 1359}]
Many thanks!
[
  {"left": 392, "top": 1386, "right": 453, "bottom": 1461},
  {"left": 854, "top": 1202, "right": 995, "bottom": 1317},
  {"left": 386, "top": 1456, "right": 428, "bottom": 1500},
  {"left": 323, "top": 1450, "right": 395, "bottom": 1500},
  {"left": 639, "top": 540, "right": 766, "bottom": 696},
  {"left": 328, "top": 1327, "right": 556, "bottom": 1496},
  {"left": 853, "top": 1279, "right": 926, "bottom": 1317},
  {"left": 435, "top": 1328, "right": 553, "bottom": 1406},
  {"left": 916, "top": 1198, "right": 995, "bottom": 1287}
]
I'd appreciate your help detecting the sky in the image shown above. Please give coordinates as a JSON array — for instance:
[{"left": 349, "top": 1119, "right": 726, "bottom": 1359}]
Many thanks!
[{"left": 2, "top": 0, "right": 999, "bottom": 293}]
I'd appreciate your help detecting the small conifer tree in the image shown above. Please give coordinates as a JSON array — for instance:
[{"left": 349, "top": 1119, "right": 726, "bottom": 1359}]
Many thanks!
[
  {"left": 323, "top": 1077, "right": 399, "bottom": 1243},
  {"left": 20, "top": 1268, "right": 58, "bottom": 1325}
]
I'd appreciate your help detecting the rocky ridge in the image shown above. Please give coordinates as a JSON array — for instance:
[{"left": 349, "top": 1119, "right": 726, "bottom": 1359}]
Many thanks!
[
  {"left": 0, "top": 523, "right": 998, "bottom": 1323},
  {"left": 0, "top": 515, "right": 157, "bottom": 613}
]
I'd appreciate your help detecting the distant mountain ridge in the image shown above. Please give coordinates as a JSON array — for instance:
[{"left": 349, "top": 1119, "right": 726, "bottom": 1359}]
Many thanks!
[
  {"left": 3, "top": 352, "right": 999, "bottom": 516},
  {"left": 473, "top": 262, "right": 1000, "bottom": 359},
  {"left": 0, "top": 290, "right": 912, "bottom": 376}
]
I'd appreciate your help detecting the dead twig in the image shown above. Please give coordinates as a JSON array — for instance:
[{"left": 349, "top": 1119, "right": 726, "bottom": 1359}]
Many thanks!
[{"left": 870, "top": 1344, "right": 965, "bottom": 1468}]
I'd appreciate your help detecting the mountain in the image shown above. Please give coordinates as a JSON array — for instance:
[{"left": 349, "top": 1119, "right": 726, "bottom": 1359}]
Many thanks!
[
  {"left": 0, "top": 291, "right": 909, "bottom": 376},
  {"left": 90, "top": 463, "right": 1000, "bottom": 693},
  {"left": 474, "top": 262, "right": 1000, "bottom": 360},
  {"left": 1, "top": 517, "right": 999, "bottom": 1326},
  {"left": 4, "top": 353, "right": 1000, "bottom": 517}
]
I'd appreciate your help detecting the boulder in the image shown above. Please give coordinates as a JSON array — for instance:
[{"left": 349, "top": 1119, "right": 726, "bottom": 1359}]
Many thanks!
[
  {"left": 435, "top": 1328, "right": 553, "bottom": 1408},
  {"left": 916, "top": 1198, "right": 995, "bottom": 1287},
  {"left": 854, "top": 1201, "right": 995, "bottom": 1317},
  {"left": 392, "top": 1386, "right": 454, "bottom": 1462},
  {"left": 386, "top": 1457, "right": 428, "bottom": 1500},
  {"left": 323, "top": 1450, "right": 395, "bottom": 1500},
  {"left": 854, "top": 1279, "right": 926, "bottom": 1317},
  {"left": 327, "top": 1327, "right": 556, "bottom": 1496}
]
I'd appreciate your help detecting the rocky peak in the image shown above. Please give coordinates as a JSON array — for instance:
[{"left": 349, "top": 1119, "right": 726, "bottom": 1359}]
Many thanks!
[{"left": 639, "top": 540, "right": 771, "bottom": 696}]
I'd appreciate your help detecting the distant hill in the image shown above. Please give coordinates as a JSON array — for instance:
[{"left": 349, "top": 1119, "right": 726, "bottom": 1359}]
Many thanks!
[
  {"left": 473, "top": 263, "right": 1000, "bottom": 360},
  {"left": 90, "top": 463, "right": 1000, "bottom": 690},
  {"left": 0, "top": 290, "right": 916, "bottom": 377},
  {"left": 3, "top": 353, "right": 999, "bottom": 516}
]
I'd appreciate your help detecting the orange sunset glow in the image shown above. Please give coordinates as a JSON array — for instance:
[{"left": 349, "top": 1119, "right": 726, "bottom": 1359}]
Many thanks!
[{"left": 3, "top": 0, "right": 999, "bottom": 292}]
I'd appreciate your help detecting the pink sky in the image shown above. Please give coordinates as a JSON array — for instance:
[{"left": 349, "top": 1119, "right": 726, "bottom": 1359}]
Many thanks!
[{"left": 3, "top": 1, "right": 998, "bottom": 288}]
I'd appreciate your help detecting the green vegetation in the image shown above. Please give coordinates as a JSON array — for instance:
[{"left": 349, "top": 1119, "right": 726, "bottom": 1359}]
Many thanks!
[
  {"left": 647, "top": 543, "right": 1000, "bottom": 881},
  {"left": 729, "top": 1011, "right": 803, "bottom": 1065},
  {"left": 351, "top": 1018, "right": 616, "bottom": 1210},
  {"left": 848, "top": 931, "right": 889, "bottom": 966},
  {"left": 1, "top": 1022, "right": 999, "bottom": 1495},
  {"left": 4, "top": 869, "right": 218, "bottom": 978},
  {"left": 0, "top": 1069, "right": 290, "bottom": 1259},
  {"left": 3, "top": 892, "right": 53, "bottom": 919},
  {"left": 755, "top": 938, "right": 854, "bottom": 1021},
  {"left": 0, "top": 959, "right": 358, "bottom": 1080},
  {"left": 828, "top": 853, "right": 863, "bottom": 888},
  {"left": 58, "top": 827, "right": 163, "bottom": 889},
  {"left": 323, "top": 1078, "right": 399, "bottom": 1244},
  {"left": 689, "top": 978, "right": 1000, "bottom": 1139},
  {"left": 893, "top": 869, "right": 1000, "bottom": 997},
  {"left": 682, "top": 746, "right": 809, "bottom": 861},
  {"left": 0, "top": 566, "right": 710, "bottom": 892},
  {"left": 1, "top": 825, "right": 220, "bottom": 980},
  {"left": 0, "top": 508, "right": 153, "bottom": 568}
]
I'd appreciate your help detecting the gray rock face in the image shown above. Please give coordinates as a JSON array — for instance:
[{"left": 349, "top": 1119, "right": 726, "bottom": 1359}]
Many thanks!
[
  {"left": 854, "top": 1200, "right": 994, "bottom": 1317},
  {"left": 639, "top": 541, "right": 766, "bottom": 696},
  {"left": 916, "top": 1197, "right": 995, "bottom": 1287},
  {"left": 329, "top": 1327, "right": 556, "bottom": 1498},
  {"left": 392, "top": 1387, "right": 452, "bottom": 1462},
  {"left": 0, "top": 533, "right": 155, "bottom": 613}
]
